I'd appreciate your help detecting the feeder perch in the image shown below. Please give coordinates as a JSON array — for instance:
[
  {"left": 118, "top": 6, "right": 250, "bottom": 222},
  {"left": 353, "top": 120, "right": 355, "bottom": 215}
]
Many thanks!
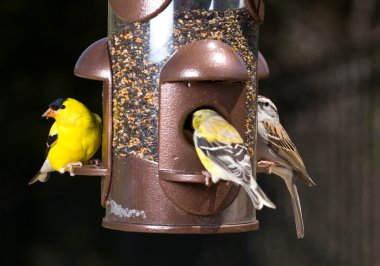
[{"left": 74, "top": 0, "right": 265, "bottom": 234}]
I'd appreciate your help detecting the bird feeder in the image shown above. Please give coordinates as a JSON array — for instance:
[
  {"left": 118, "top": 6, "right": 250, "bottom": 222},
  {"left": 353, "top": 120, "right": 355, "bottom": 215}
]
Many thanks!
[{"left": 74, "top": 0, "right": 265, "bottom": 234}]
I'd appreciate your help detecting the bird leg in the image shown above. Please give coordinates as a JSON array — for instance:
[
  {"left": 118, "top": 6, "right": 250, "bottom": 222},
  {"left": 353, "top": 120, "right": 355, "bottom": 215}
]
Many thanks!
[
  {"left": 257, "top": 160, "right": 275, "bottom": 174},
  {"left": 202, "top": 170, "right": 213, "bottom": 187},
  {"left": 66, "top": 162, "right": 83, "bottom": 176}
]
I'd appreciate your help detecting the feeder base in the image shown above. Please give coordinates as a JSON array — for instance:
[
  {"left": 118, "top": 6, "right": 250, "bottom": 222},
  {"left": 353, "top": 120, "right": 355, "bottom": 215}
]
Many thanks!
[{"left": 102, "top": 219, "right": 259, "bottom": 234}]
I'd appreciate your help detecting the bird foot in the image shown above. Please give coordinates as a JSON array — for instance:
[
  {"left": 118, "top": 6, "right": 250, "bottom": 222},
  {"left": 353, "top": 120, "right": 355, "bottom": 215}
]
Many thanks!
[
  {"left": 66, "top": 162, "right": 83, "bottom": 176},
  {"left": 84, "top": 159, "right": 101, "bottom": 166},
  {"left": 202, "top": 170, "right": 213, "bottom": 187},
  {"left": 257, "top": 160, "right": 275, "bottom": 174}
]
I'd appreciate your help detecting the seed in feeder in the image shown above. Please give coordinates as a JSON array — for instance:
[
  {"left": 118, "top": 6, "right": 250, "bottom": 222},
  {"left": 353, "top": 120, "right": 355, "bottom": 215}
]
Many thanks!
[{"left": 110, "top": 8, "right": 258, "bottom": 161}]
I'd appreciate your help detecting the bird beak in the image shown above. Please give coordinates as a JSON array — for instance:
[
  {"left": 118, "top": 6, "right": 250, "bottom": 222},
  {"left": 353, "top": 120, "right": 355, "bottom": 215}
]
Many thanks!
[{"left": 42, "top": 108, "right": 57, "bottom": 118}]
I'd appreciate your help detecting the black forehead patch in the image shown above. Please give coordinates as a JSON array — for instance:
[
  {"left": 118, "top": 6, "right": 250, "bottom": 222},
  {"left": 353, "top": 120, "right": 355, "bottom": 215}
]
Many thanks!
[{"left": 49, "top": 98, "right": 67, "bottom": 110}]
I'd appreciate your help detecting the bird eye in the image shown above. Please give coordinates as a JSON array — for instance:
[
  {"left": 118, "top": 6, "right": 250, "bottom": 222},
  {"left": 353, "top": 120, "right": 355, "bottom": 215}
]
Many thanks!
[
  {"left": 264, "top": 102, "right": 269, "bottom": 107},
  {"left": 60, "top": 104, "right": 66, "bottom": 109}
]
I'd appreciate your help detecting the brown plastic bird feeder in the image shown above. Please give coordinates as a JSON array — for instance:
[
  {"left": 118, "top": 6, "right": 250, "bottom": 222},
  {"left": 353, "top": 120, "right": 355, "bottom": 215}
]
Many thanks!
[{"left": 73, "top": 0, "right": 266, "bottom": 234}]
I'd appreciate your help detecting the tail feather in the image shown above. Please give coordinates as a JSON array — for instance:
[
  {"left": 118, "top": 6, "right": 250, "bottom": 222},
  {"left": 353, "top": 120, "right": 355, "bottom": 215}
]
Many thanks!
[
  {"left": 28, "top": 172, "right": 50, "bottom": 185},
  {"left": 284, "top": 178, "right": 305, "bottom": 238},
  {"left": 289, "top": 183, "right": 304, "bottom": 238},
  {"left": 272, "top": 166, "right": 306, "bottom": 238},
  {"left": 242, "top": 181, "right": 276, "bottom": 210}
]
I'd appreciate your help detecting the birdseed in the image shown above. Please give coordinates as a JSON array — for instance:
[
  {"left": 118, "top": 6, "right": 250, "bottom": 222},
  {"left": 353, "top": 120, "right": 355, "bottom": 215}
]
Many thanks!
[{"left": 109, "top": 8, "right": 258, "bottom": 161}]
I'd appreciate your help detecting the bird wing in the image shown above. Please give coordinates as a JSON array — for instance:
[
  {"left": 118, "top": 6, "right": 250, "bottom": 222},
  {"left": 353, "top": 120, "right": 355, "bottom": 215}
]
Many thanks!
[
  {"left": 45, "top": 123, "right": 58, "bottom": 158},
  {"left": 262, "top": 120, "right": 315, "bottom": 186},
  {"left": 195, "top": 133, "right": 253, "bottom": 185},
  {"left": 198, "top": 116, "right": 243, "bottom": 144}
]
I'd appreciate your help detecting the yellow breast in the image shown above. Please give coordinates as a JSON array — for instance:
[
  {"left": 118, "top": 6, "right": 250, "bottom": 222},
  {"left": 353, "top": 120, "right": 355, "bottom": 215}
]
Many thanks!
[{"left": 48, "top": 119, "right": 101, "bottom": 171}]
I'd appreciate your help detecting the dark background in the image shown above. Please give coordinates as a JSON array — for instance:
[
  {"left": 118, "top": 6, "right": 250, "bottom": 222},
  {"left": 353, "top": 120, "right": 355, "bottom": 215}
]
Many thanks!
[{"left": 2, "top": 0, "right": 380, "bottom": 265}]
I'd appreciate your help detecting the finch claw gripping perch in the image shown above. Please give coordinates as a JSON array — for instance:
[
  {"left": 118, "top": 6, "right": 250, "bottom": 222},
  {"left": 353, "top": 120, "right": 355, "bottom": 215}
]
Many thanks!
[
  {"left": 66, "top": 162, "right": 83, "bottom": 176},
  {"left": 202, "top": 170, "right": 213, "bottom": 187},
  {"left": 257, "top": 160, "right": 275, "bottom": 174},
  {"left": 84, "top": 159, "right": 101, "bottom": 166}
]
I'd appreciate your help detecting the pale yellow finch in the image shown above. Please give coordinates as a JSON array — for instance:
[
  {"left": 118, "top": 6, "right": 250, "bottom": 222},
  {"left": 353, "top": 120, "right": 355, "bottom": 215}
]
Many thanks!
[{"left": 192, "top": 109, "right": 275, "bottom": 210}]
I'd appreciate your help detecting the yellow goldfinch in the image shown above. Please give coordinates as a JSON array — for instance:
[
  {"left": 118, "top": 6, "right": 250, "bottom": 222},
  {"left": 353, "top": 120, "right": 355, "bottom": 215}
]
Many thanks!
[
  {"left": 29, "top": 98, "right": 102, "bottom": 185},
  {"left": 192, "top": 109, "right": 276, "bottom": 210}
]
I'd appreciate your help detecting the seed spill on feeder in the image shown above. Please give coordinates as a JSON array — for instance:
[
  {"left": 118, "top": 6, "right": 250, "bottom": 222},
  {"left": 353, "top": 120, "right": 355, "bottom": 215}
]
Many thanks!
[{"left": 110, "top": 8, "right": 258, "bottom": 162}]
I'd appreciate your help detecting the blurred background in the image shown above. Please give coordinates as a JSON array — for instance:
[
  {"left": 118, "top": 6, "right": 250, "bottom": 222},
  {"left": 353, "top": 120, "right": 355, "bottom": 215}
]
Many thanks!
[{"left": 1, "top": 0, "right": 379, "bottom": 265}]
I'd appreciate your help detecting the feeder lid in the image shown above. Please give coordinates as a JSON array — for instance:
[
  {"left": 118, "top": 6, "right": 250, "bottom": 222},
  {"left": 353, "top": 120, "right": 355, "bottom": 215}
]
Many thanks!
[
  {"left": 258, "top": 51, "right": 269, "bottom": 79},
  {"left": 109, "top": 0, "right": 172, "bottom": 23},
  {"left": 160, "top": 40, "right": 249, "bottom": 83},
  {"left": 74, "top": 38, "right": 110, "bottom": 81}
]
